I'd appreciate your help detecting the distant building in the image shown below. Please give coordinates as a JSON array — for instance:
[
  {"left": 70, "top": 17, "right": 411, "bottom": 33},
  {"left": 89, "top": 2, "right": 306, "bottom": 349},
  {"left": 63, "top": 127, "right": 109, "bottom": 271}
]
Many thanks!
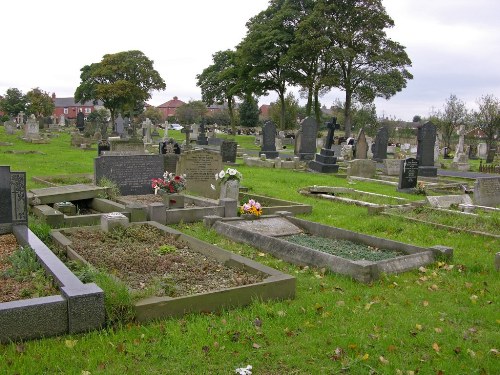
[
  {"left": 51, "top": 93, "right": 103, "bottom": 120},
  {"left": 157, "top": 96, "right": 185, "bottom": 119}
]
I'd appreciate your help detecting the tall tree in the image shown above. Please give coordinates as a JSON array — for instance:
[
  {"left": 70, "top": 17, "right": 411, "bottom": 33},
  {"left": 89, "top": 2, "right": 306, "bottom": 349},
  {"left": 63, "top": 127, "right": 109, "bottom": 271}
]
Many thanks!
[
  {"left": 317, "top": 0, "right": 413, "bottom": 136},
  {"left": 0, "top": 88, "right": 27, "bottom": 117},
  {"left": 25, "top": 87, "right": 55, "bottom": 118},
  {"left": 176, "top": 101, "right": 207, "bottom": 125},
  {"left": 269, "top": 92, "right": 299, "bottom": 130},
  {"left": 239, "top": 94, "right": 260, "bottom": 127},
  {"left": 74, "top": 50, "right": 166, "bottom": 127},
  {"left": 475, "top": 94, "right": 499, "bottom": 162},
  {"left": 439, "top": 94, "right": 468, "bottom": 149},
  {"left": 196, "top": 50, "right": 239, "bottom": 132}
]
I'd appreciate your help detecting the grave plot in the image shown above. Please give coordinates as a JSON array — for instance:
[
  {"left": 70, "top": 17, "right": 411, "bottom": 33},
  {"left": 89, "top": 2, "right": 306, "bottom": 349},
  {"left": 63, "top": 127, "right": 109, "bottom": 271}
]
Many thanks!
[
  {"left": 383, "top": 205, "right": 500, "bottom": 239},
  {"left": 238, "top": 192, "right": 312, "bottom": 215},
  {"left": 299, "top": 186, "right": 413, "bottom": 208},
  {"left": 51, "top": 219, "right": 295, "bottom": 322},
  {"left": 32, "top": 173, "right": 94, "bottom": 187},
  {"left": 209, "top": 215, "right": 452, "bottom": 283}
]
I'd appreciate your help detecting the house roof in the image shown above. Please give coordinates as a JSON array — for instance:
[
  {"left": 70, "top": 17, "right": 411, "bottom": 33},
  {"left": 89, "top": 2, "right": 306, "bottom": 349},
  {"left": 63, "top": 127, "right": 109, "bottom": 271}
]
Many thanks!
[
  {"left": 158, "top": 96, "right": 185, "bottom": 108},
  {"left": 53, "top": 97, "right": 102, "bottom": 107},
  {"left": 466, "top": 127, "right": 487, "bottom": 139}
]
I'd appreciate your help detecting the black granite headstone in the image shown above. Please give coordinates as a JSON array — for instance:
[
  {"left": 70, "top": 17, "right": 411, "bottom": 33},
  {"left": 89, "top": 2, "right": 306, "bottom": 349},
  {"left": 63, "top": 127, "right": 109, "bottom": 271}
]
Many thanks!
[
  {"left": 97, "top": 140, "right": 111, "bottom": 156},
  {"left": 416, "top": 121, "right": 437, "bottom": 177},
  {"left": 294, "top": 117, "right": 318, "bottom": 161},
  {"left": 221, "top": 140, "right": 238, "bottom": 163},
  {"left": 0, "top": 166, "right": 13, "bottom": 231},
  {"left": 372, "top": 126, "right": 389, "bottom": 162},
  {"left": 398, "top": 157, "right": 419, "bottom": 191},
  {"left": 260, "top": 121, "right": 279, "bottom": 158},
  {"left": 76, "top": 112, "right": 85, "bottom": 132}
]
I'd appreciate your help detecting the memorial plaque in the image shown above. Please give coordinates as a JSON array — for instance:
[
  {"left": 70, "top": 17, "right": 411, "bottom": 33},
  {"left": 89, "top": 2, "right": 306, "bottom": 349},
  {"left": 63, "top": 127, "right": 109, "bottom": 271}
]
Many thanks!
[
  {"left": 176, "top": 149, "right": 222, "bottom": 199},
  {"left": 473, "top": 177, "right": 500, "bottom": 207},
  {"left": 221, "top": 140, "right": 237, "bottom": 163},
  {"left": 398, "top": 158, "right": 419, "bottom": 191},
  {"left": 11, "top": 171, "right": 28, "bottom": 224},
  {"left": 94, "top": 154, "right": 164, "bottom": 195}
]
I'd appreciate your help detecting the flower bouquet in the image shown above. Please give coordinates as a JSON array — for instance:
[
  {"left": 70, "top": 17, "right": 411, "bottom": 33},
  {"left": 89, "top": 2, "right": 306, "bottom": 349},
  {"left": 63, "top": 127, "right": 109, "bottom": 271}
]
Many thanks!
[
  {"left": 239, "top": 199, "right": 262, "bottom": 219},
  {"left": 151, "top": 172, "right": 186, "bottom": 195},
  {"left": 214, "top": 167, "right": 242, "bottom": 184}
]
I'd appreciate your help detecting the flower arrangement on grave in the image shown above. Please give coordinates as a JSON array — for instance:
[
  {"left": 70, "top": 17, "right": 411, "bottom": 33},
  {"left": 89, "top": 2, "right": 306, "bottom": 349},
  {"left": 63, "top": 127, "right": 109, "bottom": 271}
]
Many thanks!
[
  {"left": 414, "top": 181, "right": 427, "bottom": 195},
  {"left": 151, "top": 172, "right": 186, "bottom": 195},
  {"left": 239, "top": 199, "right": 262, "bottom": 218},
  {"left": 214, "top": 167, "right": 242, "bottom": 185}
]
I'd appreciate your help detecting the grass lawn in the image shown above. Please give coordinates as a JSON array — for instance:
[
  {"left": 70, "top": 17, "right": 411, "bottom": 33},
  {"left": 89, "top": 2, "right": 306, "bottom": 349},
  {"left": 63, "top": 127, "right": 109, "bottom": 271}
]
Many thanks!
[{"left": 0, "top": 127, "right": 499, "bottom": 374}]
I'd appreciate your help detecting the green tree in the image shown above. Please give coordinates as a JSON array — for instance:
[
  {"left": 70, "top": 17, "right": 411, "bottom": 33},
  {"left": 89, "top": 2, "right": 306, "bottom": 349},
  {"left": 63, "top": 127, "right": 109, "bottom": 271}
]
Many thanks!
[
  {"left": 0, "top": 88, "right": 27, "bottom": 117},
  {"left": 25, "top": 88, "right": 55, "bottom": 118},
  {"left": 85, "top": 108, "right": 109, "bottom": 137},
  {"left": 316, "top": 0, "right": 413, "bottom": 137},
  {"left": 138, "top": 106, "right": 163, "bottom": 125},
  {"left": 196, "top": 50, "right": 240, "bottom": 132},
  {"left": 474, "top": 94, "right": 499, "bottom": 162},
  {"left": 239, "top": 95, "right": 260, "bottom": 127},
  {"left": 74, "top": 50, "right": 166, "bottom": 129},
  {"left": 176, "top": 101, "right": 207, "bottom": 125},
  {"left": 352, "top": 103, "right": 378, "bottom": 137},
  {"left": 439, "top": 94, "right": 468, "bottom": 149},
  {"left": 269, "top": 92, "right": 299, "bottom": 130},
  {"left": 206, "top": 109, "right": 232, "bottom": 126}
]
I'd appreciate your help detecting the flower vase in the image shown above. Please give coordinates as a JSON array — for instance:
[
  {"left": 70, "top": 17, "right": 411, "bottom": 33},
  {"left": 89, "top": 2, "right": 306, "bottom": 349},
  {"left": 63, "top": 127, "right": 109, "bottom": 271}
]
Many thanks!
[
  {"left": 161, "top": 192, "right": 184, "bottom": 209},
  {"left": 219, "top": 179, "right": 240, "bottom": 201}
]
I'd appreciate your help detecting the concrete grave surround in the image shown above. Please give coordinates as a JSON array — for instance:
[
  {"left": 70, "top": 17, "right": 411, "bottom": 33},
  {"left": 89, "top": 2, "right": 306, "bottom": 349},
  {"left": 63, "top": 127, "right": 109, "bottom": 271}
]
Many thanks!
[
  {"left": 211, "top": 215, "right": 452, "bottom": 283},
  {"left": 473, "top": 177, "right": 500, "bottom": 207},
  {"left": 94, "top": 154, "right": 164, "bottom": 195},
  {"left": 51, "top": 221, "right": 295, "bottom": 322},
  {"left": 176, "top": 149, "right": 222, "bottom": 199},
  {"left": 426, "top": 194, "right": 473, "bottom": 208}
]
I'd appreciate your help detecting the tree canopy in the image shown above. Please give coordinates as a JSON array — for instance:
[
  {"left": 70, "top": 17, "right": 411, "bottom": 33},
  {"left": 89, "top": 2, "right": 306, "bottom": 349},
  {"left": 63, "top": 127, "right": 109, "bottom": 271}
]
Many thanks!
[
  {"left": 176, "top": 101, "right": 207, "bottom": 125},
  {"left": 25, "top": 87, "right": 55, "bottom": 118},
  {"left": 74, "top": 50, "right": 166, "bottom": 125},
  {"left": 0, "top": 88, "right": 27, "bottom": 117}
]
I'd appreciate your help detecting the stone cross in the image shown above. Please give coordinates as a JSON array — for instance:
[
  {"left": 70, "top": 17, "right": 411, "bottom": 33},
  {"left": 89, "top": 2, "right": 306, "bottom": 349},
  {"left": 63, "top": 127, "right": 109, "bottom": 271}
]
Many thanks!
[
  {"left": 325, "top": 117, "right": 337, "bottom": 149},
  {"left": 181, "top": 125, "right": 193, "bottom": 150}
]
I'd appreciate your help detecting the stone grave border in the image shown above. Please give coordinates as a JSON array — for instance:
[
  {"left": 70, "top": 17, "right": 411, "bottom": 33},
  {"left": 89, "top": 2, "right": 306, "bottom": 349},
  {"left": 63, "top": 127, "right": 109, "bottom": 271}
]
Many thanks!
[
  {"left": 299, "top": 186, "right": 414, "bottom": 209},
  {"left": 208, "top": 213, "right": 452, "bottom": 283},
  {"left": 50, "top": 221, "right": 295, "bottom": 322},
  {"left": 0, "top": 225, "right": 105, "bottom": 343},
  {"left": 237, "top": 192, "right": 312, "bottom": 216},
  {"left": 31, "top": 173, "right": 94, "bottom": 187},
  {"left": 381, "top": 206, "right": 500, "bottom": 239}
]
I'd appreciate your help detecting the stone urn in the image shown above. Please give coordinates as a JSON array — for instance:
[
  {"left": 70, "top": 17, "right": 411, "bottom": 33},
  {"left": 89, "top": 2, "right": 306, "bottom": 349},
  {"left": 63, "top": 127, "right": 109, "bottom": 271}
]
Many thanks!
[
  {"left": 160, "top": 192, "right": 184, "bottom": 209},
  {"left": 219, "top": 179, "right": 240, "bottom": 201}
]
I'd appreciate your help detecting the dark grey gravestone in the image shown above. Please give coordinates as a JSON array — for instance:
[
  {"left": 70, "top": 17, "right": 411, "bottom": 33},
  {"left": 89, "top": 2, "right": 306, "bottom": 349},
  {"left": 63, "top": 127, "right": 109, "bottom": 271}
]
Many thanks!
[
  {"left": 355, "top": 128, "right": 368, "bottom": 159},
  {"left": 371, "top": 126, "right": 389, "bottom": 162},
  {"left": 197, "top": 120, "right": 208, "bottom": 145},
  {"left": 97, "top": 140, "right": 111, "bottom": 156},
  {"left": 221, "top": 140, "right": 238, "bottom": 163},
  {"left": 294, "top": 117, "right": 318, "bottom": 161},
  {"left": 76, "top": 112, "right": 85, "bottom": 132},
  {"left": 309, "top": 118, "right": 339, "bottom": 173},
  {"left": 260, "top": 121, "right": 279, "bottom": 158},
  {"left": 94, "top": 154, "right": 164, "bottom": 195},
  {"left": 115, "top": 115, "right": 124, "bottom": 136},
  {"left": 416, "top": 121, "right": 437, "bottom": 177},
  {"left": 0, "top": 166, "right": 13, "bottom": 233},
  {"left": 4, "top": 120, "right": 16, "bottom": 135},
  {"left": 398, "top": 157, "right": 419, "bottom": 192}
]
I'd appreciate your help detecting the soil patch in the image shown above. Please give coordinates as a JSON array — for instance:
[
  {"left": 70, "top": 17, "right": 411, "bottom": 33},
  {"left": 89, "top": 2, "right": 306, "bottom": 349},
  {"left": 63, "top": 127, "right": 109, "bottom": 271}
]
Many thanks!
[{"left": 63, "top": 224, "right": 264, "bottom": 297}]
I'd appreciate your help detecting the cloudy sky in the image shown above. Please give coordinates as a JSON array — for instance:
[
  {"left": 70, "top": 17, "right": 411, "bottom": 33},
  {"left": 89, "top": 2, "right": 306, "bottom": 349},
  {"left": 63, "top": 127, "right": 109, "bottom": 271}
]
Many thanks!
[{"left": 1, "top": 0, "right": 499, "bottom": 121}]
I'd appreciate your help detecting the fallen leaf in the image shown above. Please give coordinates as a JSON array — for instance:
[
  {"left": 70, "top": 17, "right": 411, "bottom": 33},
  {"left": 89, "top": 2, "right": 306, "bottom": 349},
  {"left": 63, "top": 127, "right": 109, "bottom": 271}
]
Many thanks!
[
  {"left": 65, "top": 340, "right": 77, "bottom": 348},
  {"left": 388, "top": 345, "right": 397, "bottom": 352},
  {"left": 434, "top": 327, "right": 443, "bottom": 333},
  {"left": 467, "top": 348, "right": 476, "bottom": 357},
  {"left": 348, "top": 344, "right": 358, "bottom": 350},
  {"left": 432, "top": 343, "right": 440, "bottom": 352},
  {"left": 422, "top": 300, "right": 429, "bottom": 307},
  {"left": 252, "top": 343, "right": 261, "bottom": 349},
  {"left": 258, "top": 252, "right": 266, "bottom": 257},
  {"left": 15, "top": 344, "right": 25, "bottom": 353},
  {"left": 415, "top": 324, "right": 423, "bottom": 331},
  {"left": 379, "top": 356, "right": 389, "bottom": 364},
  {"left": 277, "top": 310, "right": 286, "bottom": 317},
  {"left": 362, "top": 353, "right": 369, "bottom": 361},
  {"left": 465, "top": 282, "right": 473, "bottom": 289},
  {"left": 330, "top": 347, "right": 345, "bottom": 361},
  {"left": 470, "top": 295, "right": 478, "bottom": 304}
]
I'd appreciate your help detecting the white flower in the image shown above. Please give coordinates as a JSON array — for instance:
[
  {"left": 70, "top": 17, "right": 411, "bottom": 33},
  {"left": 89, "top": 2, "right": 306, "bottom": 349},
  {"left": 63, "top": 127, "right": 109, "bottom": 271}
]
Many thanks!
[
  {"left": 228, "top": 168, "right": 237, "bottom": 176},
  {"left": 211, "top": 184, "right": 216, "bottom": 190},
  {"left": 219, "top": 170, "right": 226, "bottom": 179}
]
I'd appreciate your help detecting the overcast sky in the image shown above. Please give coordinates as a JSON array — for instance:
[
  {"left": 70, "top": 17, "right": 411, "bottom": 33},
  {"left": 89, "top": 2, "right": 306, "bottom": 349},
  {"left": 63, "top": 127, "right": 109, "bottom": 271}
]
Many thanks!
[{"left": 1, "top": 0, "right": 499, "bottom": 121}]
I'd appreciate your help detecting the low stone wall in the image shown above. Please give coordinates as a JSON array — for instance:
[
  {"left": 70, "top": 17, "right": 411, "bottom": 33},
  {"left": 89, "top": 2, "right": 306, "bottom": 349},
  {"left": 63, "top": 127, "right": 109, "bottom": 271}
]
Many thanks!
[{"left": 0, "top": 225, "right": 105, "bottom": 343}]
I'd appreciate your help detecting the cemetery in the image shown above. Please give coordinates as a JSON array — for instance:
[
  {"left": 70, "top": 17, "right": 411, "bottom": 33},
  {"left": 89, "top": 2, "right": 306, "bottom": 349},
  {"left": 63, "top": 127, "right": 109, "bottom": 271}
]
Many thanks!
[{"left": 0, "top": 119, "right": 498, "bottom": 373}]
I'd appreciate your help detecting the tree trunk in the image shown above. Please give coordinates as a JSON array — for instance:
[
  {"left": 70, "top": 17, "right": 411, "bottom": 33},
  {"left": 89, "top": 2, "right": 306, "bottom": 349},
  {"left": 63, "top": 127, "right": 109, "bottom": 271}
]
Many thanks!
[
  {"left": 279, "top": 92, "right": 286, "bottom": 130},
  {"left": 314, "top": 88, "right": 321, "bottom": 126},
  {"left": 305, "top": 85, "right": 313, "bottom": 116},
  {"left": 227, "top": 96, "right": 235, "bottom": 134}
]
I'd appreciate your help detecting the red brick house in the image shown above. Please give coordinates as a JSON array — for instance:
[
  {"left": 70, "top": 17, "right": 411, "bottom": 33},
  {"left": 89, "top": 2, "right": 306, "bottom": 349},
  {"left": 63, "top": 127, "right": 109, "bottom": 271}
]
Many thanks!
[
  {"left": 51, "top": 93, "right": 103, "bottom": 120},
  {"left": 157, "top": 96, "right": 185, "bottom": 119}
]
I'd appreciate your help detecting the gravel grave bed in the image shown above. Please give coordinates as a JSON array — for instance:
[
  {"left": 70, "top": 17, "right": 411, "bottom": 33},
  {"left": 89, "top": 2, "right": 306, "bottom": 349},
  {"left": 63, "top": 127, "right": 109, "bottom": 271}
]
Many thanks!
[
  {"left": 64, "top": 224, "right": 264, "bottom": 297},
  {"left": 0, "top": 234, "right": 58, "bottom": 303},
  {"left": 282, "top": 233, "right": 404, "bottom": 261}
]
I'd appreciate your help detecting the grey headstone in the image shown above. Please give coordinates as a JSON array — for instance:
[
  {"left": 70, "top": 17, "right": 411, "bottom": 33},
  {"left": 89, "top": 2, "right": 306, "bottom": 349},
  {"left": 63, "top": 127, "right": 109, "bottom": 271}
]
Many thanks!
[
  {"left": 355, "top": 128, "right": 368, "bottom": 159},
  {"left": 294, "top": 117, "right": 317, "bottom": 161},
  {"left": 371, "top": 126, "right": 388, "bottom": 162},
  {"left": 346, "top": 159, "right": 376, "bottom": 178},
  {"left": 4, "top": 120, "right": 16, "bottom": 134},
  {"left": 261, "top": 121, "right": 279, "bottom": 158},
  {"left": 473, "top": 177, "right": 500, "bottom": 207},
  {"left": 25, "top": 115, "right": 40, "bottom": 139},
  {"left": 115, "top": 115, "right": 124, "bottom": 136},
  {"left": 176, "top": 149, "right": 222, "bottom": 199},
  {"left": 398, "top": 158, "right": 419, "bottom": 191}
]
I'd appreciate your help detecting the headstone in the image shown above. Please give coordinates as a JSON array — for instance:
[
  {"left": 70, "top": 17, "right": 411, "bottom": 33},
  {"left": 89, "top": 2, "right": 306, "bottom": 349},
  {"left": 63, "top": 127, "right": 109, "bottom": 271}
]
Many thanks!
[
  {"left": 109, "top": 138, "right": 145, "bottom": 153},
  {"left": 181, "top": 125, "right": 193, "bottom": 151},
  {"left": 383, "top": 159, "right": 402, "bottom": 176},
  {"left": 371, "top": 126, "right": 389, "bottom": 162},
  {"left": 355, "top": 128, "right": 368, "bottom": 159},
  {"left": 4, "top": 120, "right": 16, "bottom": 135},
  {"left": 309, "top": 118, "right": 339, "bottom": 173},
  {"left": 398, "top": 157, "right": 419, "bottom": 192},
  {"left": 453, "top": 125, "right": 466, "bottom": 162},
  {"left": 59, "top": 114, "right": 65, "bottom": 126},
  {"left": 190, "top": 124, "right": 200, "bottom": 142},
  {"left": 346, "top": 159, "right": 376, "bottom": 178},
  {"left": 97, "top": 140, "right": 111, "bottom": 156},
  {"left": 197, "top": 120, "right": 208, "bottom": 145},
  {"left": 115, "top": 115, "right": 125, "bottom": 137},
  {"left": 176, "top": 149, "right": 222, "bottom": 199},
  {"left": 477, "top": 143, "right": 488, "bottom": 158},
  {"left": 260, "top": 121, "right": 279, "bottom": 158},
  {"left": 24, "top": 114, "right": 40, "bottom": 140},
  {"left": 0, "top": 166, "right": 28, "bottom": 234},
  {"left": 142, "top": 118, "right": 153, "bottom": 144},
  {"left": 294, "top": 116, "right": 317, "bottom": 161},
  {"left": 416, "top": 122, "right": 438, "bottom": 177},
  {"left": 221, "top": 140, "right": 238, "bottom": 163},
  {"left": 473, "top": 177, "right": 500, "bottom": 207},
  {"left": 76, "top": 111, "right": 85, "bottom": 132},
  {"left": 94, "top": 154, "right": 164, "bottom": 195}
]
